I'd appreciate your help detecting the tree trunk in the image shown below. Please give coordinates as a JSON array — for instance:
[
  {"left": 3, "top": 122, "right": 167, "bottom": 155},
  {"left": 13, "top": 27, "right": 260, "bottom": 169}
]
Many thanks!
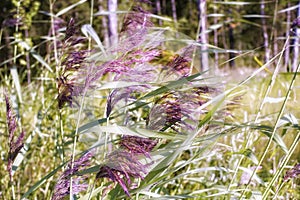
[
  {"left": 98, "top": 0, "right": 109, "bottom": 47},
  {"left": 107, "top": 0, "right": 118, "bottom": 47},
  {"left": 162, "top": 0, "right": 166, "bottom": 15},
  {"left": 198, "top": 0, "right": 209, "bottom": 71},
  {"left": 285, "top": 1, "right": 291, "bottom": 71},
  {"left": 213, "top": 5, "right": 219, "bottom": 68},
  {"left": 261, "top": 0, "right": 270, "bottom": 63},
  {"left": 273, "top": 27, "right": 278, "bottom": 67},
  {"left": 156, "top": 0, "right": 162, "bottom": 26},
  {"left": 292, "top": 0, "right": 300, "bottom": 72},
  {"left": 228, "top": 23, "right": 235, "bottom": 68},
  {"left": 171, "top": 0, "right": 177, "bottom": 27}
]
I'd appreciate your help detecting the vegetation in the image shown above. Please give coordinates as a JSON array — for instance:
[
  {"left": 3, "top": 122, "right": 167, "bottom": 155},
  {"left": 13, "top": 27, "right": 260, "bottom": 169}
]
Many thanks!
[{"left": 0, "top": 0, "right": 300, "bottom": 199}]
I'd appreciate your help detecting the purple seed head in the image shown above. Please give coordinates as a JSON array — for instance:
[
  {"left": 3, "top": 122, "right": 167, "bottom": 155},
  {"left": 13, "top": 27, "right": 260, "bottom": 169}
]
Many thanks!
[
  {"left": 96, "top": 150, "right": 149, "bottom": 196},
  {"left": 165, "top": 54, "right": 191, "bottom": 77},
  {"left": 4, "top": 91, "right": 25, "bottom": 181},
  {"left": 284, "top": 163, "right": 300, "bottom": 182},
  {"left": 119, "top": 135, "right": 158, "bottom": 158},
  {"left": 121, "top": 6, "right": 153, "bottom": 34},
  {"left": 2, "top": 18, "right": 22, "bottom": 28},
  {"left": 148, "top": 88, "right": 216, "bottom": 132},
  {"left": 64, "top": 18, "right": 77, "bottom": 41},
  {"left": 52, "top": 152, "right": 93, "bottom": 200}
]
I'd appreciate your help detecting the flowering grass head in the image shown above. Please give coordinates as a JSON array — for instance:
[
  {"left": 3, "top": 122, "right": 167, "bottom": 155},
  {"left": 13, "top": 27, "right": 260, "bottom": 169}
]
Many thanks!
[
  {"left": 284, "top": 163, "right": 300, "bottom": 182},
  {"left": 96, "top": 150, "right": 149, "bottom": 196},
  {"left": 52, "top": 151, "right": 93, "bottom": 200},
  {"left": 164, "top": 54, "right": 191, "bottom": 77},
  {"left": 119, "top": 135, "right": 158, "bottom": 158},
  {"left": 56, "top": 18, "right": 89, "bottom": 109},
  {"left": 4, "top": 91, "right": 25, "bottom": 181},
  {"left": 147, "top": 87, "right": 215, "bottom": 133}
]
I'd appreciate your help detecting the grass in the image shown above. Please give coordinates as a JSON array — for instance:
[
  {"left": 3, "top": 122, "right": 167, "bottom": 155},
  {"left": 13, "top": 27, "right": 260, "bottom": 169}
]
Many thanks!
[{"left": 0, "top": 0, "right": 300, "bottom": 199}]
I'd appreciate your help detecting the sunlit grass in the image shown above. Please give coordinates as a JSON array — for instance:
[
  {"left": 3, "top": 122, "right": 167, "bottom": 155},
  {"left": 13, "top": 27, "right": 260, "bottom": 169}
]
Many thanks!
[{"left": 1, "top": 0, "right": 300, "bottom": 199}]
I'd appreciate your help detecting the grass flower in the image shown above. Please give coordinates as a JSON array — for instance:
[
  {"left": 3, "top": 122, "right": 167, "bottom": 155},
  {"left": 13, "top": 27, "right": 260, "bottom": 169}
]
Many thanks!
[
  {"left": 49, "top": 17, "right": 65, "bottom": 36},
  {"left": 164, "top": 54, "right": 191, "bottom": 77},
  {"left": 96, "top": 150, "right": 149, "bottom": 196},
  {"left": 284, "top": 163, "right": 300, "bottom": 182},
  {"left": 56, "top": 18, "right": 89, "bottom": 109},
  {"left": 4, "top": 91, "right": 25, "bottom": 181},
  {"left": 119, "top": 135, "right": 158, "bottom": 158},
  {"left": 2, "top": 17, "right": 22, "bottom": 28},
  {"left": 147, "top": 87, "right": 215, "bottom": 133},
  {"left": 64, "top": 18, "right": 77, "bottom": 42},
  {"left": 291, "top": 17, "right": 300, "bottom": 29},
  {"left": 118, "top": 5, "right": 154, "bottom": 52},
  {"left": 104, "top": 49, "right": 159, "bottom": 117},
  {"left": 121, "top": 6, "right": 153, "bottom": 35},
  {"left": 52, "top": 151, "right": 93, "bottom": 200}
]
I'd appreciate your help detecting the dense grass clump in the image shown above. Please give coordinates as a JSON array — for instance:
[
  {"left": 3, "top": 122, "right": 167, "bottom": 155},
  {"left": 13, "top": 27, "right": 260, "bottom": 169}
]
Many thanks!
[{"left": 0, "top": 0, "right": 300, "bottom": 199}]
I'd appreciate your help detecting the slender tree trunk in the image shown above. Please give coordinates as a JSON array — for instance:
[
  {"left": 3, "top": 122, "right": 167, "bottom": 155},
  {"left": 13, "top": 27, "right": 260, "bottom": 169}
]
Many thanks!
[
  {"left": 188, "top": 0, "right": 193, "bottom": 18},
  {"left": 292, "top": 0, "right": 300, "bottom": 72},
  {"left": 198, "top": 0, "right": 209, "bottom": 71},
  {"left": 228, "top": 23, "right": 235, "bottom": 68},
  {"left": 213, "top": 5, "right": 219, "bottom": 68},
  {"left": 285, "top": 1, "right": 291, "bottom": 71},
  {"left": 99, "top": 0, "right": 109, "bottom": 47},
  {"left": 273, "top": 28, "right": 278, "bottom": 67},
  {"left": 107, "top": 0, "right": 118, "bottom": 47},
  {"left": 156, "top": 0, "right": 162, "bottom": 26},
  {"left": 162, "top": 0, "right": 166, "bottom": 15},
  {"left": 261, "top": 0, "right": 270, "bottom": 63},
  {"left": 171, "top": 0, "right": 177, "bottom": 27}
]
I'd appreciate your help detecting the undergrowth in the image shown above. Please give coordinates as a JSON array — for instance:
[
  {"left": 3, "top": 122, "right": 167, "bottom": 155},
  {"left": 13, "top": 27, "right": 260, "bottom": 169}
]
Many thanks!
[{"left": 0, "top": 0, "right": 299, "bottom": 199}]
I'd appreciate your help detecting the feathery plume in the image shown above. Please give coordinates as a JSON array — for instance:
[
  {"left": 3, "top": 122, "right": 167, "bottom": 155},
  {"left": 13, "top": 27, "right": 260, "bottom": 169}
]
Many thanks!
[
  {"left": 284, "top": 163, "right": 300, "bottom": 182},
  {"left": 52, "top": 152, "right": 93, "bottom": 200},
  {"left": 119, "top": 135, "right": 157, "bottom": 158},
  {"left": 165, "top": 54, "right": 191, "bottom": 77},
  {"left": 96, "top": 150, "right": 149, "bottom": 196},
  {"left": 148, "top": 87, "right": 216, "bottom": 132},
  {"left": 4, "top": 91, "right": 25, "bottom": 181},
  {"left": 57, "top": 18, "right": 89, "bottom": 109}
]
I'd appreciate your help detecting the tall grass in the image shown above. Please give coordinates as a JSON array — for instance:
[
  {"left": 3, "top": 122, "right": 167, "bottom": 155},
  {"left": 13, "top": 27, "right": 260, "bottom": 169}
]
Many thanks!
[{"left": 0, "top": 0, "right": 299, "bottom": 199}]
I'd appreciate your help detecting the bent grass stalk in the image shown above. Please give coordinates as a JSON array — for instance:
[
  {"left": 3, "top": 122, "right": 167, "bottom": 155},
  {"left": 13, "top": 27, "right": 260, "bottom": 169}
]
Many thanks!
[
  {"left": 272, "top": 130, "right": 300, "bottom": 199},
  {"left": 70, "top": 93, "right": 86, "bottom": 199},
  {"left": 49, "top": 0, "right": 66, "bottom": 166},
  {"left": 262, "top": 61, "right": 300, "bottom": 199},
  {"left": 239, "top": 37, "right": 291, "bottom": 199}
]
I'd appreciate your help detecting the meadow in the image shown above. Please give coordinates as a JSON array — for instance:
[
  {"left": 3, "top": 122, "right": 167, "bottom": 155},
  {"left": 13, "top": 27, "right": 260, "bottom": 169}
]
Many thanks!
[{"left": 0, "top": 0, "right": 299, "bottom": 199}]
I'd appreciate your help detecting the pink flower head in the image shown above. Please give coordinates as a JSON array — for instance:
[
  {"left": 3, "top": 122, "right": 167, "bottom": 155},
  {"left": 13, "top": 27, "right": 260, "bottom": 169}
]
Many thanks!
[
  {"left": 284, "top": 163, "right": 300, "bottom": 182},
  {"left": 52, "top": 151, "right": 93, "bottom": 200},
  {"left": 4, "top": 91, "right": 25, "bottom": 181},
  {"left": 119, "top": 135, "right": 158, "bottom": 158},
  {"left": 96, "top": 150, "right": 149, "bottom": 196}
]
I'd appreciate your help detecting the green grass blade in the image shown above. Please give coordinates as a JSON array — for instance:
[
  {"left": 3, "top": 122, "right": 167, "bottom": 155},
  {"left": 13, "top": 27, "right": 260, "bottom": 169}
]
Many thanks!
[
  {"left": 81, "top": 24, "right": 107, "bottom": 56},
  {"left": 10, "top": 66, "right": 22, "bottom": 103},
  {"left": 55, "top": 0, "right": 87, "bottom": 17},
  {"left": 140, "top": 72, "right": 203, "bottom": 100},
  {"left": 21, "top": 163, "right": 65, "bottom": 199}
]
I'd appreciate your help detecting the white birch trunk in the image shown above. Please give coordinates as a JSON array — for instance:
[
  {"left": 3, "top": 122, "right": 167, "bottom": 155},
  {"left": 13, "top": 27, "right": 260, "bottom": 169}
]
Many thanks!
[
  {"left": 285, "top": 1, "right": 291, "bottom": 70},
  {"left": 261, "top": 0, "right": 270, "bottom": 63},
  {"left": 292, "top": 1, "right": 300, "bottom": 72},
  {"left": 99, "top": 0, "right": 109, "bottom": 47},
  {"left": 198, "top": 0, "right": 209, "bottom": 71},
  {"left": 107, "top": 0, "right": 118, "bottom": 47}
]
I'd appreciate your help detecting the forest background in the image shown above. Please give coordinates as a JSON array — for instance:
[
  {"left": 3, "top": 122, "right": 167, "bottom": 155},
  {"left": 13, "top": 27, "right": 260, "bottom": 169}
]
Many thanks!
[{"left": 2, "top": 0, "right": 300, "bottom": 74}]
